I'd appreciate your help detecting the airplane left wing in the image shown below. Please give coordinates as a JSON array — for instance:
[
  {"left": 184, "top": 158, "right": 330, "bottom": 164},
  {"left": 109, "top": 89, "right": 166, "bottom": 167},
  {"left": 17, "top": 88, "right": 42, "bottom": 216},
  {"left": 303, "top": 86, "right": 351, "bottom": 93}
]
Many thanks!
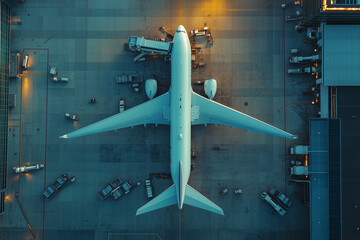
[
  {"left": 61, "top": 92, "right": 170, "bottom": 139},
  {"left": 191, "top": 92, "right": 296, "bottom": 139}
]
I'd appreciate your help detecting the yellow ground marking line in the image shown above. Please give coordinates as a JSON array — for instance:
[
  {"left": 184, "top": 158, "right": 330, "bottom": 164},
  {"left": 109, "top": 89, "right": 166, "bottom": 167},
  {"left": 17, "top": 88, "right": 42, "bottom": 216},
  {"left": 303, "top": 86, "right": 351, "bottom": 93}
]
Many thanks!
[
  {"left": 83, "top": 0, "right": 94, "bottom": 17},
  {"left": 179, "top": 210, "right": 181, "bottom": 240},
  {"left": 181, "top": 0, "right": 274, "bottom": 13},
  {"left": 179, "top": 0, "right": 181, "bottom": 25},
  {"left": 43, "top": 34, "right": 56, "bottom": 44}
]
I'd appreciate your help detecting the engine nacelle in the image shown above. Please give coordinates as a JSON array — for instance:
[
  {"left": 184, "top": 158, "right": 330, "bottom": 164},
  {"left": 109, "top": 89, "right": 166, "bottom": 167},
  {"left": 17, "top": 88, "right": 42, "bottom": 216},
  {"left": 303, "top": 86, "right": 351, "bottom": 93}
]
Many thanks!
[
  {"left": 204, "top": 78, "right": 217, "bottom": 100},
  {"left": 145, "top": 79, "right": 157, "bottom": 99}
]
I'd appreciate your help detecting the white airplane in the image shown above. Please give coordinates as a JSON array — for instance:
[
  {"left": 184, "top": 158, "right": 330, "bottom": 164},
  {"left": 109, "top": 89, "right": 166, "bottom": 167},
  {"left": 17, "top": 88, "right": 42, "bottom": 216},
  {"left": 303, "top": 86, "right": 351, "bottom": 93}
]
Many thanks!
[{"left": 61, "top": 25, "right": 296, "bottom": 216}]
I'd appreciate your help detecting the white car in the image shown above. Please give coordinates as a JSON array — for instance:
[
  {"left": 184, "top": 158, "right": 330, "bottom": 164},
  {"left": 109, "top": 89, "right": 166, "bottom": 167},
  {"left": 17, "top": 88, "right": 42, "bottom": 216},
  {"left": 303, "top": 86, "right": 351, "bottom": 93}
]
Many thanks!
[
  {"left": 65, "top": 113, "right": 79, "bottom": 121},
  {"left": 234, "top": 188, "right": 243, "bottom": 194},
  {"left": 50, "top": 67, "right": 58, "bottom": 75}
]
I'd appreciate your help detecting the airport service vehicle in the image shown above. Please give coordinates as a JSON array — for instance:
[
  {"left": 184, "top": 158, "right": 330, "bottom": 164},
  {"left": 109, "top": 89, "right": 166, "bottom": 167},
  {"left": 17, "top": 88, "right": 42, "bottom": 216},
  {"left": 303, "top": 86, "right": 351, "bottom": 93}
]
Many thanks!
[
  {"left": 50, "top": 67, "right": 58, "bottom": 75},
  {"left": 97, "top": 185, "right": 112, "bottom": 200},
  {"left": 190, "top": 26, "right": 211, "bottom": 39},
  {"left": 234, "top": 188, "right": 243, "bottom": 194},
  {"left": 290, "top": 145, "right": 309, "bottom": 154},
  {"left": 130, "top": 83, "right": 140, "bottom": 93},
  {"left": 193, "top": 62, "right": 206, "bottom": 68},
  {"left": 281, "top": 0, "right": 302, "bottom": 8},
  {"left": 119, "top": 98, "right": 125, "bottom": 113},
  {"left": 111, "top": 186, "right": 124, "bottom": 200},
  {"left": 192, "top": 80, "right": 204, "bottom": 86},
  {"left": 88, "top": 98, "right": 97, "bottom": 103},
  {"left": 304, "top": 66, "right": 317, "bottom": 75},
  {"left": 61, "top": 25, "right": 296, "bottom": 216},
  {"left": 70, "top": 176, "right": 76, "bottom": 183},
  {"left": 291, "top": 166, "right": 309, "bottom": 176},
  {"left": 65, "top": 113, "right": 79, "bottom": 121},
  {"left": 128, "top": 36, "right": 172, "bottom": 54},
  {"left": 22, "top": 54, "right": 29, "bottom": 70},
  {"left": 145, "top": 179, "right": 154, "bottom": 199},
  {"left": 97, "top": 177, "right": 122, "bottom": 200},
  {"left": 120, "top": 180, "right": 132, "bottom": 194},
  {"left": 288, "top": 68, "right": 303, "bottom": 74},
  {"left": 277, "top": 193, "right": 292, "bottom": 209},
  {"left": 268, "top": 186, "right": 292, "bottom": 209},
  {"left": 289, "top": 55, "right": 319, "bottom": 64},
  {"left": 221, "top": 188, "right": 229, "bottom": 195},
  {"left": 260, "top": 192, "right": 286, "bottom": 216},
  {"left": 117, "top": 74, "right": 144, "bottom": 84},
  {"left": 43, "top": 174, "right": 69, "bottom": 200},
  {"left": 13, "top": 163, "right": 44, "bottom": 174},
  {"left": 61, "top": 77, "right": 69, "bottom": 82},
  {"left": 191, "top": 148, "right": 196, "bottom": 158},
  {"left": 290, "top": 49, "right": 300, "bottom": 54},
  {"left": 52, "top": 77, "right": 60, "bottom": 82}
]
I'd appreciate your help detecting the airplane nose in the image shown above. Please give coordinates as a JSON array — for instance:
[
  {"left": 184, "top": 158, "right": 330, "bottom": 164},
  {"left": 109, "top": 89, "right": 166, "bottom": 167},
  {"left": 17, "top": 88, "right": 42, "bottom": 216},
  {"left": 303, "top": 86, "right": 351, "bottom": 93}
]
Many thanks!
[{"left": 176, "top": 25, "right": 186, "bottom": 33}]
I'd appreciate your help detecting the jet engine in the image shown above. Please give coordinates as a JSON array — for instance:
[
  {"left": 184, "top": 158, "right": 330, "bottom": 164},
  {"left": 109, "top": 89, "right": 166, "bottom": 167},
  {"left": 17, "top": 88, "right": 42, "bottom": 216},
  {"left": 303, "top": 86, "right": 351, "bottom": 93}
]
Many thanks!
[
  {"left": 145, "top": 79, "right": 157, "bottom": 99},
  {"left": 204, "top": 78, "right": 217, "bottom": 100}
]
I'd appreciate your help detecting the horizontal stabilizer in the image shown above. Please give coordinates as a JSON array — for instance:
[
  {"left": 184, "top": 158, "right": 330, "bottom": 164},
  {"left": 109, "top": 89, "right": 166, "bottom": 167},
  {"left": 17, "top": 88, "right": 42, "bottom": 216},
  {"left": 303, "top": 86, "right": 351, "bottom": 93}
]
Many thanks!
[
  {"left": 184, "top": 184, "right": 224, "bottom": 215},
  {"left": 136, "top": 184, "right": 177, "bottom": 216}
]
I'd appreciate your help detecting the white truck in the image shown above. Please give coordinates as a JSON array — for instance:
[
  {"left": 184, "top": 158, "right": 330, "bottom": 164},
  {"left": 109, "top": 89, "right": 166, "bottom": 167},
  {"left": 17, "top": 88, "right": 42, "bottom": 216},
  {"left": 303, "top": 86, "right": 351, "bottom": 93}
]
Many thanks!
[
  {"left": 117, "top": 74, "right": 144, "bottom": 84},
  {"left": 289, "top": 55, "right": 319, "bottom": 64},
  {"left": 260, "top": 192, "right": 286, "bottom": 216},
  {"left": 13, "top": 163, "right": 44, "bottom": 174},
  {"left": 290, "top": 145, "right": 309, "bottom": 154},
  {"left": 128, "top": 36, "right": 172, "bottom": 55}
]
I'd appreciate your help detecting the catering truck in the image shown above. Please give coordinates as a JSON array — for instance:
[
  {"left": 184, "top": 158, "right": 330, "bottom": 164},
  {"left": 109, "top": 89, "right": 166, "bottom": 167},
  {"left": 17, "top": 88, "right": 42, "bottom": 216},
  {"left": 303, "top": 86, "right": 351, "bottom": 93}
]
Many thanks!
[{"left": 128, "top": 36, "right": 172, "bottom": 55}]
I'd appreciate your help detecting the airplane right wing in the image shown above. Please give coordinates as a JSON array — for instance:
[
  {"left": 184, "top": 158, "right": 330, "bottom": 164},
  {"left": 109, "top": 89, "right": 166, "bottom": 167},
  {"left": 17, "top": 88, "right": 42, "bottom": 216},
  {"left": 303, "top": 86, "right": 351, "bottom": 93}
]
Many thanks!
[
  {"left": 61, "top": 92, "right": 170, "bottom": 139},
  {"left": 191, "top": 92, "right": 296, "bottom": 139}
]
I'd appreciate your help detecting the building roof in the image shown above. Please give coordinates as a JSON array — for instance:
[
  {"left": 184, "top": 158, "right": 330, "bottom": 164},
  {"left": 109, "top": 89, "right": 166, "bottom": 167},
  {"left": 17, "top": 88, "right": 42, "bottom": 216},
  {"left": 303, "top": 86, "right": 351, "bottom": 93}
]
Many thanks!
[
  {"left": 337, "top": 87, "right": 360, "bottom": 240},
  {"left": 309, "top": 119, "right": 330, "bottom": 240},
  {"left": 322, "top": 24, "right": 360, "bottom": 86}
]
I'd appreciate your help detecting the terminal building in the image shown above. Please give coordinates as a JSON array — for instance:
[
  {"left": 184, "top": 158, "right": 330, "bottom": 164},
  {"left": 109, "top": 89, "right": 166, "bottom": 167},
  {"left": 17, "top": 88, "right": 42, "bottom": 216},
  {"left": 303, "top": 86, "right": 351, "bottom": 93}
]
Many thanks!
[
  {"left": 0, "top": 0, "right": 10, "bottom": 215},
  {"left": 300, "top": 1, "right": 360, "bottom": 239}
]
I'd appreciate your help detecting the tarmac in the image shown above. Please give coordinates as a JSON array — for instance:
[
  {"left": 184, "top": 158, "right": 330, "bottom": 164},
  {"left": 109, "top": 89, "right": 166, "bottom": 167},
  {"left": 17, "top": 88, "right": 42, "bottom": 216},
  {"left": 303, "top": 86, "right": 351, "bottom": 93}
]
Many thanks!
[{"left": 1, "top": 0, "right": 315, "bottom": 239}]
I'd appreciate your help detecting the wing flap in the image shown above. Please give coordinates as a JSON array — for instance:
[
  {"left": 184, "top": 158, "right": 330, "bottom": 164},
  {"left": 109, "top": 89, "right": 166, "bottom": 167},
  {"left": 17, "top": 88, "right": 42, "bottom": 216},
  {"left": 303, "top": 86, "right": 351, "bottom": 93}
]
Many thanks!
[
  {"left": 191, "top": 92, "right": 296, "bottom": 139},
  {"left": 61, "top": 92, "right": 170, "bottom": 139}
]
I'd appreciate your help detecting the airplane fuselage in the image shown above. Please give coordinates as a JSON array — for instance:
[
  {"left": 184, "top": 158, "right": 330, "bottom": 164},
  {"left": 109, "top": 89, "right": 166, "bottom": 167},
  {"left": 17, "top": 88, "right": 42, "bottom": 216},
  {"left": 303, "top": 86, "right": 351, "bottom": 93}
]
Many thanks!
[{"left": 170, "top": 25, "right": 192, "bottom": 209}]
